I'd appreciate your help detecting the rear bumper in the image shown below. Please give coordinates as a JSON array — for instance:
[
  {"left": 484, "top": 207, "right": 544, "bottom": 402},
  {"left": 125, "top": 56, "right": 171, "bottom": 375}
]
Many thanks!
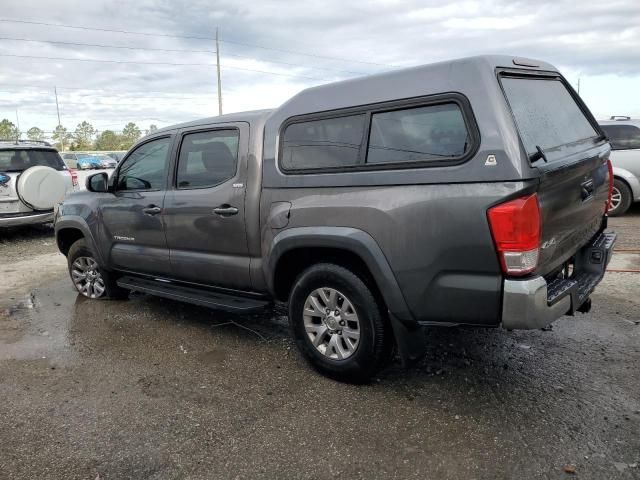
[
  {"left": 501, "top": 231, "right": 616, "bottom": 330},
  {"left": 0, "top": 211, "right": 54, "bottom": 227}
]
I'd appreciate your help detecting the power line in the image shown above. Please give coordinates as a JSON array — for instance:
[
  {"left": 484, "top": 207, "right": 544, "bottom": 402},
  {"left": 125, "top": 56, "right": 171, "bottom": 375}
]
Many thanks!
[
  {"left": 0, "top": 36, "right": 368, "bottom": 75},
  {"left": 220, "top": 38, "right": 394, "bottom": 68},
  {"left": 0, "top": 83, "right": 217, "bottom": 98},
  {"left": 223, "top": 52, "right": 366, "bottom": 75},
  {"left": 0, "top": 35, "right": 216, "bottom": 54},
  {"left": 0, "top": 17, "right": 397, "bottom": 68},
  {"left": 0, "top": 53, "right": 331, "bottom": 80},
  {"left": 0, "top": 18, "right": 215, "bottom": 40},
  {"left": 0, "top": 52, "right": 216, "bottom": 66},
  {"left": 0, "top": 88, "right": 216, "bottom": 101}
]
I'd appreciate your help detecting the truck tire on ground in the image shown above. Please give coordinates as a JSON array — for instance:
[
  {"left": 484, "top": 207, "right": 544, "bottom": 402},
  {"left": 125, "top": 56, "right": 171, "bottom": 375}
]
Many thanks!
[
  {"left": 67, "top": 239, "right": 128, "bottom": 300},
  {"left": 609, "top": 179, "right": 632, "bottom": 217},
  {"left": 288, "top": 263, "right": 391, "bottom": 383},
  {"left": 17, "top": 166, "right": 68, "bottom": 211}
]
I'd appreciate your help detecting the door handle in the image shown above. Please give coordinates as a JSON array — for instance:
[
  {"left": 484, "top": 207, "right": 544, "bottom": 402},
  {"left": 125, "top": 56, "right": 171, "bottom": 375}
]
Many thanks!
[
  {"left": 213, "top": 205, "right": 239, "bottom": 216},
  {"left": 142, "top": 205, "right": 162, "bottom": 215}
]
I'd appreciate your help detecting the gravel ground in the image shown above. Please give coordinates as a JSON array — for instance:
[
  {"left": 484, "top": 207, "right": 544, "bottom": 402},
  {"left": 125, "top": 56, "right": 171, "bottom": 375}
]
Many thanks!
[{"left": 0, "top": 206, "right": 639, "bottom": 480}]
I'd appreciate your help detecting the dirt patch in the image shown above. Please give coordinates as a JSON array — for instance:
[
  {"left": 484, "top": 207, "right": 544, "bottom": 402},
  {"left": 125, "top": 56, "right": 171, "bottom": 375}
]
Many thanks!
[{"left": 1, "top": 252, "right": 67, "bottom": 298}]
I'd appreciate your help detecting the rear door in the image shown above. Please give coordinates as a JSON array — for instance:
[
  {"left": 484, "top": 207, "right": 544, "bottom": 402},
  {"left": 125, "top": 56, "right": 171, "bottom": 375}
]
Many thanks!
[
  {"left": 163, "top": 123, "right": 251, "bottom": 290},
  {"left": 99, "top": 136, "right": 173, "bottom": 276},
  {"left": 501, "top": 73, "right": 610, "bottom": 275}
]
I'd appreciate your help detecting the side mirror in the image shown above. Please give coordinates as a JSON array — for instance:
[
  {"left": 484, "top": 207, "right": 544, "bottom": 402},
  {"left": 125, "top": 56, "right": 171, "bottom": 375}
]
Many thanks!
[{"left": 87, "top": 172, "right": 109, "bottom": 193}]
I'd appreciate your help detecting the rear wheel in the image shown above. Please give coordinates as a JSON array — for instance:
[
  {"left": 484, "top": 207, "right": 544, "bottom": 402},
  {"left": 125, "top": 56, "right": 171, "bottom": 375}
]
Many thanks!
[
  {"left": 67, "top": 239, "right": 128, "bottom": 299},
  {"left": 609, "top": 179, "right": 632, "bottom": 217},
  {"left": 288, "top": 263, "right": 391, "bottom": 383}
]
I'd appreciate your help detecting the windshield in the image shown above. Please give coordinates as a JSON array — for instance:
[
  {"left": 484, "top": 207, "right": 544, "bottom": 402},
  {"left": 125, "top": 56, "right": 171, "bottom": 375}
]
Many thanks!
[
  {"left": 501, "top": 76, "right": 598, "bottom": 159},
  {"left": 0, "top": 149, "right": 65, "bottom": 172}
]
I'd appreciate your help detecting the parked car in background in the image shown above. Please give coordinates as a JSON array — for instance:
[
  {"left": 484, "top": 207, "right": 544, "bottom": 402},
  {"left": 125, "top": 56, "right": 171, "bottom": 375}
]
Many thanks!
[
  {"left": 62, "top": 152, "right": 118, "bottom": 170},
  {"left": 105, "top": 151, "right": 127, "bottom": 162},
  {"left": 56, "top": 56, "right": 616, "bottom": 382},
  {"left": 93, "top": 154, "right": 118, "bottom": 169},
  {"left": 75, "top": 155, "right": 103, "bottom": 170},
  {"left": 62, "top": 152, "right": 95, "bottom": 169},
  {"left": 0, "top": 140, "right": 76, "bottom": 227},
  {"left": 598, "top": 117, "right": 640, "bottom": 216}
]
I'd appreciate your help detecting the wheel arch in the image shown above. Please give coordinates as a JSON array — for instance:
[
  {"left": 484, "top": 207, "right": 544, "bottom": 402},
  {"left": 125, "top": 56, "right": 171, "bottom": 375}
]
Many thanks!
[
  {"left": 54, "top": 216, "right": 105, "bottom": 265},
  {"left": 266, "top": 227, "right": 413, "bottom": 322},
  {"left": 56, "top": 227, "right": 85, "bottom": 256}
]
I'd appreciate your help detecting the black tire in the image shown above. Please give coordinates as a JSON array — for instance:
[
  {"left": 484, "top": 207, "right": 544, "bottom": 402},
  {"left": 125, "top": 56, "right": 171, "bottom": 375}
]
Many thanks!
[
  {"left": 67, "top": 238, "right": 128, "bottom": 299},
  {"left": 288, "top": 263, "right": 391, "bottom": 383},
  {"left": 609, "top": 179, "right": 632, "bottom": 217}
]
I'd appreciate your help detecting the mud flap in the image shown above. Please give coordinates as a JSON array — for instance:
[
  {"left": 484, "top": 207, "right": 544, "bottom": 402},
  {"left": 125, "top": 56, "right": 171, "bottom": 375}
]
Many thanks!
[{"left": 388, "top": 312, "right": 428, "bottom": 367}]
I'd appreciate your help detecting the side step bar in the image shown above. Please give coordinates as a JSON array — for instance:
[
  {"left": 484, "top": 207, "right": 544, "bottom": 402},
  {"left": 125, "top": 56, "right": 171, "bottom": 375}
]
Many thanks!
[{"left": 117, "top": 275, "right": 270, "bottom": 313}]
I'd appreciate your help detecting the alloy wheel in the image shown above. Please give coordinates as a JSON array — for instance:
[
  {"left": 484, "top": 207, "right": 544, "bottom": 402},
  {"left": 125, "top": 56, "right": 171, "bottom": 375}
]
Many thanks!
[
  {"left": 71, "top": 256, "right": 106, "bottom": 298},
  {"left": 609, "top": 186, "right": 622, "bottom": 212},
  {"left": 303, "top": 287, "right": 361, "bottom": 360}
]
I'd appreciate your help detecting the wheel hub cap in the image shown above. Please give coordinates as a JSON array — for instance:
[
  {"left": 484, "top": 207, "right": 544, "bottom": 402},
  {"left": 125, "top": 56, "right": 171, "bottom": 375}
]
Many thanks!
[
  {"left": 324, "top": 315, "right": 340, "bottom": 331},
  {"left": 303, "top": 287, "right": 361, "bottom": 360}
]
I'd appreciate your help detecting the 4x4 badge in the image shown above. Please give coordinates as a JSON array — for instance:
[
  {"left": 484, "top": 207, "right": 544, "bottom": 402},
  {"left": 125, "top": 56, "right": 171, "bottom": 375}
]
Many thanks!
[{"left": 485, "top": 155, "right": 497, "bottom": 166}]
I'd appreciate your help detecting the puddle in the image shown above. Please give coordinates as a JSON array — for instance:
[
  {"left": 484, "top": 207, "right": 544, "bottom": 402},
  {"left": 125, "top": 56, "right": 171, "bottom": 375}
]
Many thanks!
[{"left": 0, "top": 280, "right": 77, "bottom": 362}]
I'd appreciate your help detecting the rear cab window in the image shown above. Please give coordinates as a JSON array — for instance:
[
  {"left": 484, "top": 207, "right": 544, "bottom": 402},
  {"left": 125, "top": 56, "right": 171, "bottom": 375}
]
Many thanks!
[
  {"left": 176, "top": 129, "right": 239, "bottom": 189},
  {"left": 500, "top": 75, "right": 600, "bottom": 162},
  {"left": 0, "top": 149, "right": 66, "bottom": 172}
]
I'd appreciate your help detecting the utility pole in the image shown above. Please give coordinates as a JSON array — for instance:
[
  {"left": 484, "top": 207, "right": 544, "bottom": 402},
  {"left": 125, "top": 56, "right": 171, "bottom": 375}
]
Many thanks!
[
  {"left": 577, "top": 77, "right": 581, "bottom": 94},
  {"left": 15, "top": 109, "right": 20, "bottom": 140},
  {"left": 54, "top": 86, "right": 64, "bottom": 151},
  {"left": 216, "top": 27, "right": 223, "bottom": 116}
]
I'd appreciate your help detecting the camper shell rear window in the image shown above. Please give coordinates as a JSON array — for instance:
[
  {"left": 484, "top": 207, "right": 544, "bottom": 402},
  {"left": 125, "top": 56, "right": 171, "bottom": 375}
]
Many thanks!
[{"left": 500, "top": 74, "right": 600, "bottom": 162}]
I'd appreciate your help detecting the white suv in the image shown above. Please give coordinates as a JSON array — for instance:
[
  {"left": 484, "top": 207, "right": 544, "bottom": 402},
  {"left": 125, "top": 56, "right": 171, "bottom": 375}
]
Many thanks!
[
  {"left": 0, "top": 140, "right": 76, "bottom": 228},
  {"left": 599, "top": 117, "right": 640, "bottom": 216}
]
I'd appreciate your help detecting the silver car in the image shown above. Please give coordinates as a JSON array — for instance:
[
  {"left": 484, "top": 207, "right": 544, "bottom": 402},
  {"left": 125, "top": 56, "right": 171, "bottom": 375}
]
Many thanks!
[
  {"left": 93, "top": 154, "right": 118, "bottom": 169},
  {"left": 0, "top": 141, "right": 76, "bottom": 227},
  {"left": 599, "top": 117, "right": 640, "bottom": 216}
]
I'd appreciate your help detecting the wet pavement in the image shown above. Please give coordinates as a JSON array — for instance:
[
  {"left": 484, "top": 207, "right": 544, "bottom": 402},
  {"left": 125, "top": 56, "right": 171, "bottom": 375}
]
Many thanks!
[{"left": 1, "top": 207, "right": 639, "bottom": 479}]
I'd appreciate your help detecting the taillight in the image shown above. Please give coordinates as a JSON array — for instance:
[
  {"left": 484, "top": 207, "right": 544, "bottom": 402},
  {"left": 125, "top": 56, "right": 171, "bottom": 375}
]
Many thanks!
[
  {"left": 605, "top": 159, "right": 614, "bottom": 214},
  {"left": 70, "top": 169, "right": 78, "bottom": 187},
  {"left": 487, "top": 193, "right": 541, "bottom": 276}
]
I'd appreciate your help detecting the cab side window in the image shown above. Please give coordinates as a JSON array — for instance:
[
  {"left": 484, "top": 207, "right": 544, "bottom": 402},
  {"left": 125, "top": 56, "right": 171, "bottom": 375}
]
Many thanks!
[
  {"left": 176, "top": 129, "right": 239, "bottom": 189},
  {"left": 116, "top": 137, "right": 171, "bottom": 191}
]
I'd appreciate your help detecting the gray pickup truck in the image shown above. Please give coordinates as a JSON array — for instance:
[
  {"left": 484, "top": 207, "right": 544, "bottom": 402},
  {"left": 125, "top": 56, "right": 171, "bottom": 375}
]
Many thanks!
[{"left": 55, "top": 55, "right": 616, "bottom": 382}]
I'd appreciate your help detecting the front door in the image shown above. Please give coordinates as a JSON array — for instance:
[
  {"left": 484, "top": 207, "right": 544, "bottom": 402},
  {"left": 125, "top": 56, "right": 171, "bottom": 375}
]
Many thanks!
[
  {"left": 163, "top": 124, "right": 251, "bottom": 290},
  {"left": 100, "top": 135, "right": 173, "bottom": 276}
]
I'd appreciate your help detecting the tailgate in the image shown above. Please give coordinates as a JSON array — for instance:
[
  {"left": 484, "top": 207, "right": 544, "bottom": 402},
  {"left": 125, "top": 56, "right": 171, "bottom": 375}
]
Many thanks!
[
  {"left": 500, "top": 73, "right": 610, "bottom": 276},
  {"left": 536, "top": 152, "right": 609, "bottom": 275}
]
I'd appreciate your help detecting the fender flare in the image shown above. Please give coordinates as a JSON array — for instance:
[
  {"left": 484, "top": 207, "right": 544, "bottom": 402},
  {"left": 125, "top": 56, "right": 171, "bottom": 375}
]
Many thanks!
[
  {"left": 266, "top": 226, "right": 414, "bottom": 322},
  {"left": 266, "top": 226, "right": 427, "bottom": 365},
  {"left": 54, "top": 215, "right": 106, "bottom": 267}
]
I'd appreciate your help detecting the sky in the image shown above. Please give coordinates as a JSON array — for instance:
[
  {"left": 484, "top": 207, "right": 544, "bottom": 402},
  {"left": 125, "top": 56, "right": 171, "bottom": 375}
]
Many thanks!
[{"left": 0, "top": 0, "right": 638, "bottom": 139}]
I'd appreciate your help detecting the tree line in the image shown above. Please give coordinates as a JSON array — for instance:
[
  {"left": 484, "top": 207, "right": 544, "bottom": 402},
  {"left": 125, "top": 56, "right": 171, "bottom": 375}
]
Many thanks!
[{"left": 0, "top": 119, "right": 158, "bottom": 151}]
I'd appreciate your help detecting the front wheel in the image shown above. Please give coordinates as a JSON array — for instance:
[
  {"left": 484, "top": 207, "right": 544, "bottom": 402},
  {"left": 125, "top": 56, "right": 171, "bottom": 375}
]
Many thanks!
[
  {"left": 67, "top": 238, "right": 128, "bottom": 299},
  {"left": 288, "top": 263, "right": 392, "bottom": 383}
]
